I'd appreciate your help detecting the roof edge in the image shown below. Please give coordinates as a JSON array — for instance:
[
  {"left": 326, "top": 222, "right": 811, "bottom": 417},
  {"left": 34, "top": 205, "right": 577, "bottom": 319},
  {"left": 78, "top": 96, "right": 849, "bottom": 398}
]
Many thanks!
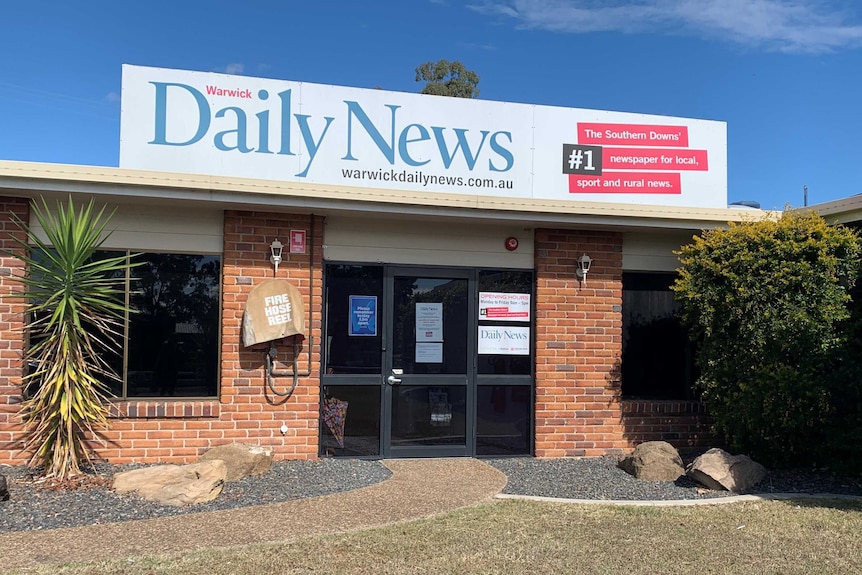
[{"left": 0, "top": 159, "right": 776, "bottom": 228}]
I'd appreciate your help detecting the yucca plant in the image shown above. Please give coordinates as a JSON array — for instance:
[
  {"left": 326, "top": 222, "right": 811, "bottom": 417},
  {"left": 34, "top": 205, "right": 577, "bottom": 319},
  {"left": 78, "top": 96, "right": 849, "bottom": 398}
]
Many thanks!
[{"left": 6, "top": 197, "right": 134, "bottom": 479}]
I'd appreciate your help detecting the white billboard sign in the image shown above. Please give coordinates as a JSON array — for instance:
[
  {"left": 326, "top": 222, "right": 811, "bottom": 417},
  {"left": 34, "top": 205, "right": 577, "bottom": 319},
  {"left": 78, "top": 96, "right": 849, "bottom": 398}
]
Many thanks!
[{"left": 120, "top": 65, "right": 727, "bottom": 208}]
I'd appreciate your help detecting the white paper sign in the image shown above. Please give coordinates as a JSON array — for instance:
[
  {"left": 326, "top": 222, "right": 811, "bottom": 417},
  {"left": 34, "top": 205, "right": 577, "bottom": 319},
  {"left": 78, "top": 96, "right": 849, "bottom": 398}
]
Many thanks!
[
  {"left": 415, "top": 303, "right": 443, "bottom": 342},
  {"left": 478, "top": 326, "right": 530, "bottom": 355},
  {"left": 416, "top": 342, "right": 443, "bottom": 363},
  {"left": 479, "top": 292, "right": 531, "bottom": 322}
]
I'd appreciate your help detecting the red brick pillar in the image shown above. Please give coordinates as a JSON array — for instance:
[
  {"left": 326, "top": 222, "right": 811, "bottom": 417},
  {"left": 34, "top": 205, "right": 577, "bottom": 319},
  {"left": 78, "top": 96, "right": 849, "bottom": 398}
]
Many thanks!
[
  {"left": 0, "top": 197, "right": 29, "bottom": 465},
  {"left": 221, "top": 211, "right": 323, "bottom": 460},
  {"left": 534, "top": 229, "right": 627, "bottom": 457}
]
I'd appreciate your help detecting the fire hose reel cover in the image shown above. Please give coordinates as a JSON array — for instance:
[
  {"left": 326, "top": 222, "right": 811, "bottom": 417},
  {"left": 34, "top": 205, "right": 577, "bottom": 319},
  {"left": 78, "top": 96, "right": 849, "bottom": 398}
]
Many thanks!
[{"left": 242, "top": 279, "right": 306, "bottom": 347}]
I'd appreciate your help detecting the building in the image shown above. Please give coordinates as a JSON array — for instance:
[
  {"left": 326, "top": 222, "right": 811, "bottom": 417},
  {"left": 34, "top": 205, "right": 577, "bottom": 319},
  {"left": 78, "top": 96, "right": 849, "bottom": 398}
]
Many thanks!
[{"left": 0, "top": 65, "right": 776, "bottom": 465}]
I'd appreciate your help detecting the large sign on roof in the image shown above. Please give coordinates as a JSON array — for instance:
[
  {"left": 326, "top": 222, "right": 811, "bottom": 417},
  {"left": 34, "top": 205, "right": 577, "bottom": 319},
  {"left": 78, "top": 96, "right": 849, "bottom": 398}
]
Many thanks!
[{"left": 119, "top": 65, "right": 727, "bottom": 208}]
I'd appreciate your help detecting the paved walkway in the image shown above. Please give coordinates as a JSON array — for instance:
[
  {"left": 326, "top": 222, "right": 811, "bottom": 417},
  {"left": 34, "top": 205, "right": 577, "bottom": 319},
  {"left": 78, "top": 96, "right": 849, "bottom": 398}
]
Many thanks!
[{"left": 0, "top": 458, "right": 508, "bottom": 571}]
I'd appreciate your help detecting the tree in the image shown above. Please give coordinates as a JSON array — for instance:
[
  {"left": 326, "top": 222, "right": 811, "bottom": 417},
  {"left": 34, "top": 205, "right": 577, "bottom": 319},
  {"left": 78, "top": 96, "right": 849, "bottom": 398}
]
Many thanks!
[
  {"left": 672, "top": 210, "right": 862, "bottom": 468},
  {"left": 415, "top": 60, "right": 480, "bottom": 98},
  {"left": 6, "top": 198, "right": 134, "bottom": 479}
]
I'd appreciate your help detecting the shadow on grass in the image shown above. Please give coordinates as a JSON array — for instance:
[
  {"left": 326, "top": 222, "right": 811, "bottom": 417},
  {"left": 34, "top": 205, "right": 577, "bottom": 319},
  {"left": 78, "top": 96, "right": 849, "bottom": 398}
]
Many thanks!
[{"left": 767, "top": 496, "right": 862, "bottom": 512}]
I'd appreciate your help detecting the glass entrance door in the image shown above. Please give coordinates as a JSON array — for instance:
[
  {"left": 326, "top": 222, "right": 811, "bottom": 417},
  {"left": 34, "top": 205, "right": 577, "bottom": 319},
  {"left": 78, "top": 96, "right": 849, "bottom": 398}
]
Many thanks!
[
  {"left": 320, "top": 263, "right": 534, "bottom": 459},
  {"left": 383, "top": 269, "right": 473, "bottom": 457}
]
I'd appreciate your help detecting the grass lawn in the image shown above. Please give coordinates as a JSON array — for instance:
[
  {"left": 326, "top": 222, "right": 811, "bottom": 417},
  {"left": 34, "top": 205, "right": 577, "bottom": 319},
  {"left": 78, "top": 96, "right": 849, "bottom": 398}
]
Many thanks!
[{"left": 7, "top": 498, "right": 862, "bottom": 575}]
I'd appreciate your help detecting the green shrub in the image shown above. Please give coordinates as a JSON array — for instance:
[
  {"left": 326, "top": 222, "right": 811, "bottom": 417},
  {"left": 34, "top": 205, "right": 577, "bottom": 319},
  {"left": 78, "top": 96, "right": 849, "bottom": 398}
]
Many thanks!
[{"left": 673, "top": 210, "right": 862, "bottom": 469}]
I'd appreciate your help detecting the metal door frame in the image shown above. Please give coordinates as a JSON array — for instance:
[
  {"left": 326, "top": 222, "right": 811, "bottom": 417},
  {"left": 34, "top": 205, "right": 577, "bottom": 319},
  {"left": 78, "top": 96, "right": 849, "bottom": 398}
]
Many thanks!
[{"left": 381, "top": 266, "right": 477, "bottom": 458}]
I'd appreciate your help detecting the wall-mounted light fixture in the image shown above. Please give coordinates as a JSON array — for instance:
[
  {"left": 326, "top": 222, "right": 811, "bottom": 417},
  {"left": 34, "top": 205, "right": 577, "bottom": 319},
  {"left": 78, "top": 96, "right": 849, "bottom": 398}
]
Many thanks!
[
  {"left": 270, "top": 239, "right": 284, "bottom": 273},
  {"left": 576, "top": 254, "right": 592, "bottom": 285}
]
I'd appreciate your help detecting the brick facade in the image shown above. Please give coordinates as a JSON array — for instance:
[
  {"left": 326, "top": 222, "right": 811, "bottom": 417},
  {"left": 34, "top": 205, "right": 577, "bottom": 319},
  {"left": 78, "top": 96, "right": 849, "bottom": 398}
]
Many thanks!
[
  {"left": 532, "top": 227, "right": 711, "bottom": 457},
  {"left": 0, "top": 197, "right": 29, "bottom": 465},
  {"left": 0, "top": 205, "right": 323, "bottom": 465},
  {"left": 0, "top": 197, "right": 709, "bottom": 466},
  {"left": 620, "top": 399, "right": 713, "bottom": 454},
  {"left": 534, "top": 228, "right": 629, "bottom": 457},
  {"left": 215, "top": 210, "right": 323, "bottom": 461}
]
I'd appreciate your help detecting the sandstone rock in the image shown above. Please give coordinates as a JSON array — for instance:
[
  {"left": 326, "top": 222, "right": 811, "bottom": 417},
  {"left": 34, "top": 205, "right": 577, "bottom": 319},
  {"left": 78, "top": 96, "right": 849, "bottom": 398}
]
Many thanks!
[
  {"left": 113, "top": 460, "right": 226, "bottom": 506},
  {"left": 618, "top": 441, "right": 686, "bottom": 481},
  {"left": 199, "top": 443, "right": 273, "bottom": 482},
  {"left": 0, "top": 473, "right": 9, "bottom": 501},
  {"left": 686, "top": 448, "right": 767, "bottom": 492}
]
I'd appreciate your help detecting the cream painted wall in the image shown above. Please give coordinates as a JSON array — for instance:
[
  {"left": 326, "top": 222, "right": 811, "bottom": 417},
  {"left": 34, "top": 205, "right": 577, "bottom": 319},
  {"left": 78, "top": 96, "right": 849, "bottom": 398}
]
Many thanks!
[
  {"left": 323, "top": 216, "right": 534, "bottom": 268},
  {"left": 622, "top": 230, "right": 696, "bottom": 272},
  {"left": 26, "top": 201, "right": 696, "bottom": 269},
  {"left": 30, "top": 203, "right": 223, "bottom": 254}
]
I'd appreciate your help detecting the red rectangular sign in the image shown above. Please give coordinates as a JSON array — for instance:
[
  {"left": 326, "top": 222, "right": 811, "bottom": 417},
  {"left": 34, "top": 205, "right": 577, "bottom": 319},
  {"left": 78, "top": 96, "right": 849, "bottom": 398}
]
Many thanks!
[
  {"left": 569, "top": 172, "right": 682, "bottom": 194},
  {"left": 483, "top": 307, "right": 530, "bottom": 319},
  {"left": 578, "top": 123, "right": 690, "bottom": 147},
  {"left": 289, "top": 229, "right": 306, "bottom": 254},
  {"left": 602, "top": 148, "right": 708, "bottom": 171}
]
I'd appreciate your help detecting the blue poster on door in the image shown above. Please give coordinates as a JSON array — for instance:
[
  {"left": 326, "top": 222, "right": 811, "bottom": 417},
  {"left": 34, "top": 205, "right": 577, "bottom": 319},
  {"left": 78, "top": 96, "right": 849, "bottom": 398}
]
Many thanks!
[{"left": 349, "top": 295, "right": 377, "bottom": 336}]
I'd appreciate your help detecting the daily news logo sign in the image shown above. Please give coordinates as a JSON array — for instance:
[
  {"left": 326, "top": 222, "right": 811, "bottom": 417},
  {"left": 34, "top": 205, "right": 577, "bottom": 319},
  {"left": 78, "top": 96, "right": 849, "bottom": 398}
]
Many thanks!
[{"left": 119, "top": 65, "right": 727, "bottom": 208}]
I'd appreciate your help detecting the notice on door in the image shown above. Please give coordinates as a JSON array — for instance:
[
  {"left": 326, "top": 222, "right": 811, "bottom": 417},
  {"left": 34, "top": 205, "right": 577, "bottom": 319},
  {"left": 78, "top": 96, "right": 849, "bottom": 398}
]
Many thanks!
[
  {"left": 479, "top": 292, "right": 531, "bottom": 321},
  {"left": 415, "top": 303, "right": 443, "bottom": 342},
  {"left": 349, "top": 295, "right": 377, "bottom": 337},
  {"left": 478, "top": 326, "right": 530, "bottom": 355},
  {"left": 415, "top": 302, "right": 443, "bottom": 363},
  {"left": 416, "top": 342, "right": 443, "bottom": 363}
]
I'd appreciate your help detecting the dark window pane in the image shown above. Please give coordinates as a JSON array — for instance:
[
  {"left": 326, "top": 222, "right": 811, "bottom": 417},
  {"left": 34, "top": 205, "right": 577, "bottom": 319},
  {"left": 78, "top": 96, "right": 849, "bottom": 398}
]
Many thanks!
[
  {"left": 621, "top": 272, "right": 698, "bottom": 399},
  {"left": 476, "top": 385, "right": 532, "bottom": 455},
  {"left": 478, "top": 354, "right": 532, "bottom": 376},
  {"left": 26, "top": 249, "right": 126, "bottom": 398},
  {"left": 477, "top": 270, "right": 533, "bottom": 375},
  {"left": 127, "top": 254, "right": 220, "bottom": 397},
  {"left": 478, "top": 270, "right": 533, "bottom": 294},
  {"left": 93, "top": 250, "right": 127, "bottom": 397},
  {"left": 324, "top": 265, "right": 383, "bottom": 375},
  {"left": 392, "top": 277, "right": 468, "bottom": 375},
  {"left": 320, "top": 385, "right": 380, "bottom": 457},
  {"left": 390, "top": 385, "right": 466, "bottom": 447}
]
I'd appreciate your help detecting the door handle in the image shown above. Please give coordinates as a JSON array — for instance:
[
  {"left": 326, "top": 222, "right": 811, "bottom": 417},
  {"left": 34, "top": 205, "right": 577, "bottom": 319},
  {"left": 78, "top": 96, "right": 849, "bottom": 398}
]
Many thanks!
[{"left": 386, "top": 375, "right": 402, "bottom": 385}]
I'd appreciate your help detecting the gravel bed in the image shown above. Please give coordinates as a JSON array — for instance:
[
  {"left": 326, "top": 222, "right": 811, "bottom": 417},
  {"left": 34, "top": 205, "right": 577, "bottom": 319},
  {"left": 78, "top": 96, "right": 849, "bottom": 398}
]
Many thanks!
[
  {"left": 486, "top": 456, "right": 862, "bottom": 501},
  {"left": 2, "top": 457, "right": 860, "bottom": 534},
  {"left": 0, "top": 459, "right": 391, "bottom": 533}
]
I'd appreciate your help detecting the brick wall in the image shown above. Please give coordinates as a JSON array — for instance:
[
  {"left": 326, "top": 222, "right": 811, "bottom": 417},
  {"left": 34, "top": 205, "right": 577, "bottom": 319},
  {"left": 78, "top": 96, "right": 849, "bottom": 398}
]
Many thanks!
[
  {"left": 216, "top": 210, "right": 323, "bottom": 461},
  {"left": 1, "top": 207, "right": 324, "bottom": 466},
  {"left": 621, "top": 399, "right": 713, "bottom": 454},
  {"left": 534, "top": 228, "right": 629, "bottom": 457},
  {"left": 1, "top": 202, "right": 710, "bottom": 466},
  {"left": 0, "top": 197, "right": 29, "bottom": 465}
]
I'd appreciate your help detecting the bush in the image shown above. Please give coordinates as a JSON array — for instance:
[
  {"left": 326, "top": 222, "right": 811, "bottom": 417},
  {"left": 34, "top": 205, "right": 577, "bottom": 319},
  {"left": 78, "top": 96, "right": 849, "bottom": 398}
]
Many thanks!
[
  {"left": 673, "top": 210, "right": 862, "bottom": 469},
  {"left": 5, "top": 198, "right": 134, "bottom": 479}
]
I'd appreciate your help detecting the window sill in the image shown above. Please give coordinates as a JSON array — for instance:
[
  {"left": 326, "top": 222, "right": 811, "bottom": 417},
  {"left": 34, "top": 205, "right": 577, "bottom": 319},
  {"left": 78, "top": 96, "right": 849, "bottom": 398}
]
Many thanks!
[
  {"left": 107, "top": 399, "right": 221, "bottom": 419},
  {"left": 621, "top": 399, "right": 705, "bottom": 415}
]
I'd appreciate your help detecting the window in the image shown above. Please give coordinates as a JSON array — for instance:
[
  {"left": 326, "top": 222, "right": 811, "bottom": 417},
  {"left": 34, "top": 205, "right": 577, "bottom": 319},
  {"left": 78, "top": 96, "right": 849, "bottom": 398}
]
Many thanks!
[
  {"left": 323, "top": 264, "right": 383, "bottom": 375},
  {"left": 621, "top": 272, "right": 698, "bottom": 399},
  {"left": 477, "top": 270, "right": 533, "bottom": 376},
  {"left": 476, "top": 269, "right": 533, "bottom": 456},
  {"left": 113, "top": 252, "right": 221, "bottom": 399}
]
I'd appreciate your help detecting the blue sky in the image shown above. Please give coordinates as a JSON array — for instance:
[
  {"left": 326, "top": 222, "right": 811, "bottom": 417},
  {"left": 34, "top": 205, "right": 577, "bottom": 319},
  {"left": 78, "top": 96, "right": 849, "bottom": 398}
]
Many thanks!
[{"left": 2, "top": 0, "right": 862, "bottom": 209}]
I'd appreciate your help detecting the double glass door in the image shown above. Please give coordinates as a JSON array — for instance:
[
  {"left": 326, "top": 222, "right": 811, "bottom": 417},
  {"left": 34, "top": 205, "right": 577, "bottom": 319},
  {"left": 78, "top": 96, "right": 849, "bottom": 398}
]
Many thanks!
[{"left": 321, "top": 264, "right": 532, "bottom": 458}]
